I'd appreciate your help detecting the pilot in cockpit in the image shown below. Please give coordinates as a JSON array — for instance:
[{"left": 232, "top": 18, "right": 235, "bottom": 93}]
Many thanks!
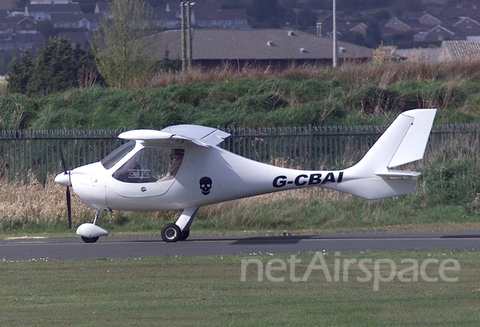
[{"left": 158, "top": 148, "right": 184, "bottom": 181}]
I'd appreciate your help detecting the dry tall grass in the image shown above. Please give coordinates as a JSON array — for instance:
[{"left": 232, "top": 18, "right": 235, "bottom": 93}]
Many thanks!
[
  {"left": 0, "top": 174, "right": 92, "bottom": 229},
  {"left": 144, "top": 60, "right": 480, "bottom": 89},
  {"left": 0, "top": 172, "right": 348, "bottom": 231}
]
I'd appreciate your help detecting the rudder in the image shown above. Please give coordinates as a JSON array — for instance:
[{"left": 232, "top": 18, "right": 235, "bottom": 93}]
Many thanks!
[{"left": 333, "top": 109, "right": 436, "bottom": 199}]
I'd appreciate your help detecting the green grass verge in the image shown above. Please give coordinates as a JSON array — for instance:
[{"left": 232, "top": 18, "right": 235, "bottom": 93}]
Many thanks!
[
  {"left": 7, "top": 61, "right": 480, "bottom": 130},
  {"left": 1, "top": 250, "right": 480, "bottom": 326}
]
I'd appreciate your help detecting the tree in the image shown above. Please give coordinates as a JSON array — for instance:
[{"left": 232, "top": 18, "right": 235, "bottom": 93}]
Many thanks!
[
  {"left": 6, "top": 38, "right": 98, "bottom": 96},
  {"left": 26, "top": 38, "right": 79, "bottom": 95},
  {"left": 72, "top": 43, "right": 102, "bottom": 88},
  {"left": 365, "top": 22, "right": 382, "bottom": 48},
  {"left": 6, "top": 49, "right": 33, "bottom": 94},
  {"left": 90, "top": 0, "right": 156, "bottom": 88}
]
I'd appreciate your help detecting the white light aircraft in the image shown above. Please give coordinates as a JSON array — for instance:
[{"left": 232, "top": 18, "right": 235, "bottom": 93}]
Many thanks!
[{"left": 55, "top": 109, "right": 436, "bottom": 243}]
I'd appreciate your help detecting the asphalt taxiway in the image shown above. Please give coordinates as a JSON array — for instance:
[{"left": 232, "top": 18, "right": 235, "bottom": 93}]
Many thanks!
[{"left": 1, "top": 231, "right": 480, "bottom": 261}]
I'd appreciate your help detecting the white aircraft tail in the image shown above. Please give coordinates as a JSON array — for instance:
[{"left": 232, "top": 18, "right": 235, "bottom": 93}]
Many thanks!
[{"left": 336, "top": 109, "right": 436, "bottom": 199}]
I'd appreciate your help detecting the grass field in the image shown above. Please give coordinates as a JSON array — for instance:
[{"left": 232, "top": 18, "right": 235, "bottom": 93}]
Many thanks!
[{"left": 1, "top": 250, "right": 480, "bottom": 326}]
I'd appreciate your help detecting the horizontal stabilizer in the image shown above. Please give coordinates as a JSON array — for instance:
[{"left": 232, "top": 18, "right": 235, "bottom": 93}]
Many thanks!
[
  {"left": 332, "top": 178, "right": 417, "bottom": 199},
  {"left": 375, "top": 170, "right": 421, "bottom": 178}
]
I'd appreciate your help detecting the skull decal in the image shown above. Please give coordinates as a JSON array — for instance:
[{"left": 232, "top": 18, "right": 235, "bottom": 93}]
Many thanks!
[{"left": 199, "top": 176, "right": 212, "bottom": 195}]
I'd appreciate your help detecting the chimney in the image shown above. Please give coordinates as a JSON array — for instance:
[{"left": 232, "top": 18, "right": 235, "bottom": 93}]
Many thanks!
[{"left": 316, "top": 21, "right": 322, "bottom": 37}]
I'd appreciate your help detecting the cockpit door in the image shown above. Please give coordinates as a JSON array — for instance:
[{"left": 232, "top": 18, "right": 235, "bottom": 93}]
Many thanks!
[{"left": 107, "top": 147, "right": 185, "bottom": 199}]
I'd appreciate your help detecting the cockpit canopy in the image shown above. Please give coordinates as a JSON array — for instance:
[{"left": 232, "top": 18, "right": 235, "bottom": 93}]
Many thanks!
[{"left": 101, "top": 142, "right": 185, "bottom": 184}]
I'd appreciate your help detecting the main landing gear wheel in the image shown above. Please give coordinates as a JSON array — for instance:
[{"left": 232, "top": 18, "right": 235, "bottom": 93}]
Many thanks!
[
  {"left": 161, "top": 223, "right": 181, "bottom": 242},
  {"left": 81, "top": 236, "right": 99, "bottom": 243}
]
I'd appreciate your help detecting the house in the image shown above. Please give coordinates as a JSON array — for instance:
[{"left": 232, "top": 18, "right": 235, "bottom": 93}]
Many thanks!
[
  {"left": 13, "top": 16, "right": 38, "bottom": 34},
  {"left": 438, "top": 40, "right": 480, "bottom": 61},
  {"left": 418, "top": 13, "right": 442, "bottom": 26},
  {"left": 195, "top": 8, "right": 249, "bottom": 29},
  {"left": 30, "top": 0, "right": 73, "bottom": 4},
  {"left": 394, "top": 40, "right": 480, "bottom": 63},
  {"left": 384, "top": 18, "right": 412, "bottom": 33},
  {"left": 452, "top": 17, "right": 480, "bottom": 37},
  {"left": 394, "top": 47, "right": 441, "bottom": 63},
  {"left": 163, "top": 1, "right": 250, "bottom": 30},
  {"left": 383, "top": 14, "right": 434, "bottom": 33},
  {"left": 50, "top": 12, "right": 101, "bottom": 31},
  {"left": 414, "top": 25, "right": 457, "bottom": 42},
  {"left": 148, "top": 29, "right": 373, "bottom": 70},
  {"left": 25, "top": 3, "right": 82, "bottom": 21},
  {"left": 349, "top": 22, "right": 368, "bottom": 36},
  {"left": 316, "top": 14, "right": 344, "bottom": 37}
]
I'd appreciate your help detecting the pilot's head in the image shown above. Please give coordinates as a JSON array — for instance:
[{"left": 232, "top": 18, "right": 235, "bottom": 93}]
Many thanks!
[{"left": 171, "top": 149, "right": 185, "bottom": 158}]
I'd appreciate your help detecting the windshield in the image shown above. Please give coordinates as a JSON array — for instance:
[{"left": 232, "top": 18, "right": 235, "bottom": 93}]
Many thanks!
[{"left": 101, "top": 141, "right": 136, "bottom": 169}]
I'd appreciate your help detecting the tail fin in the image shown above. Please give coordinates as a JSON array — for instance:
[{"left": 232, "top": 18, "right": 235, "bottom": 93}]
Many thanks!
[{"left": 338, "top": 109, "right": 436, "bottom": 199}]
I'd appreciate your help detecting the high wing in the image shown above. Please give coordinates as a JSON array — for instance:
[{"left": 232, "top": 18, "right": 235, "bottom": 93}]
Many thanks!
[
  {"left": 118, "top": 125, "right": 231, "bottom": 147},
  {"left": 160, "top": 125, "right": 230, "bottom": 146}
]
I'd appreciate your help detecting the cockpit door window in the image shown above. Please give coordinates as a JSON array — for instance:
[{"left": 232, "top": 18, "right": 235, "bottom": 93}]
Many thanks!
[{"left": 112, "top": 147, "right": 185, "bottom": 183}]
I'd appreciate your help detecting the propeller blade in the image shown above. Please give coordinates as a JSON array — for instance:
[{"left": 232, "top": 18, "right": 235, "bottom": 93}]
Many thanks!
[
  {"left": 59, "top": 146, "right": 67, "bottom": 173},
  {"left": 66, "top": 186, "right": 72, "bottom": 229},
  {"left": 60, "top": 145, "right": 72, "bottom": 229}
]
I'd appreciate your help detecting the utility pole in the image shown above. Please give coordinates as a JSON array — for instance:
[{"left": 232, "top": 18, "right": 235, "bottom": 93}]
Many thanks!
[
  {"left": 332, "top": 0, "right": 338, "bottom": 68},
  {"left": 180, "top": 1, "right": 186, "bottom": 71},
  {"left": 180, "top": 1, "right": 194, "bottom": 71},
  {"left": 186, "top": 1, "right": 193, "bottom": 68}
]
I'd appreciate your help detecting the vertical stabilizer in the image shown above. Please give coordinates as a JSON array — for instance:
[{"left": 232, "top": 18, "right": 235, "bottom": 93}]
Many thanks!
[
  {"left": 387, "top": 109, "right": 436, "bottom": 168},
  {"left": 334, "top": 109, "right": 436, "bottom": 199},
  {"left": 352, "top": 109, "right": 436, "bottom": 175}
]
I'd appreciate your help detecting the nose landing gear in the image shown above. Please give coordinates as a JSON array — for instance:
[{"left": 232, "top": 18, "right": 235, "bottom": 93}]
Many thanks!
[{"left": 76, "top": 210, "right": 109, "bottom": 243}]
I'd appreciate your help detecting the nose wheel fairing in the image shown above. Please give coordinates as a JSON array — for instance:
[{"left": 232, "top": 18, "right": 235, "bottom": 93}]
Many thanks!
[{"left": 76, "top": 211, "right": 109, "bottom": 243}]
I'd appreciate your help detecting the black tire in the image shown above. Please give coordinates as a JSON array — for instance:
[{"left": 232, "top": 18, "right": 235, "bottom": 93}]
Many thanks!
[
  {"left": 81, "top": 236, "right": 99, "bottom": 243},
  {"left": 161, "top": 223, "right": 181, "bottom": 242},
  {"left": 178, "top": 229, "right": 190, "bottom": 241}
]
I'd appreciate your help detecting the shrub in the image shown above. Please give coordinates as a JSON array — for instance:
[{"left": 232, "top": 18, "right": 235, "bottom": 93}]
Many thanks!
[{"left": 420, "top": 146, "right": 480, "bottom": 206}]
